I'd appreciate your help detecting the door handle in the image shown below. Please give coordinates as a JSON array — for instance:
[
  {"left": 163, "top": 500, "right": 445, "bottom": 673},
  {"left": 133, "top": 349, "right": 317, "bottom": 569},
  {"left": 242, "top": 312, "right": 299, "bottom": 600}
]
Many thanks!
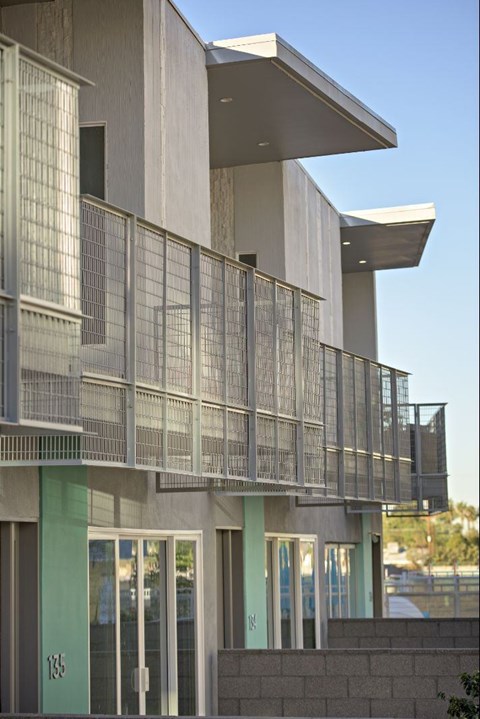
[{"left": 132, "top": 667, "right": 150, "bottom": 693}]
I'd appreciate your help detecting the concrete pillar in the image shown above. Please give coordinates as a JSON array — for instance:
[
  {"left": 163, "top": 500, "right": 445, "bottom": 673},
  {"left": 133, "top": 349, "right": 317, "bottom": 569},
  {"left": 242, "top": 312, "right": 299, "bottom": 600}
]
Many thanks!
[
  {"left": 39, "top": 466, "right": 89, "bottom": 712},
  {"left": 242, "top": 497, "right": 268, "bottom": 648},
  {"left": 355, "top": 514, "right": 374, "bottom": 618}
]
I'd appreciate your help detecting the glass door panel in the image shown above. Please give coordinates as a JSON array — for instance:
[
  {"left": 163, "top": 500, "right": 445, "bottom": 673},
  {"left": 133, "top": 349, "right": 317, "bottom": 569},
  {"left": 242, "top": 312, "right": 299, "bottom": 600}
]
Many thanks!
[
  {"left": 279, "top": 540, "right": 295, "bottom": 648},
  {"left": 300, "top": 541, "right": 316, "bottom": 648},
  {"left": 89, "top": 539, "right": 117, "bottom": 714},
  {"left": 144, "top": 540, "right": 168, "bottom": 715},
  {"left": 176, "top": 539, "right": 196, "bottom": 716},
  {"left": 119, "top": 539, "right": 139, "bottom": 715}
]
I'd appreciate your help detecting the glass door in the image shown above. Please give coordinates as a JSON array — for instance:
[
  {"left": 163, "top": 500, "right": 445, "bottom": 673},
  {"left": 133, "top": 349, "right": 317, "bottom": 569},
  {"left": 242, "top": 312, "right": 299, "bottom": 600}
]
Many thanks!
[{"left": 89, "top": 534, "right": 201, "bottom": 716}]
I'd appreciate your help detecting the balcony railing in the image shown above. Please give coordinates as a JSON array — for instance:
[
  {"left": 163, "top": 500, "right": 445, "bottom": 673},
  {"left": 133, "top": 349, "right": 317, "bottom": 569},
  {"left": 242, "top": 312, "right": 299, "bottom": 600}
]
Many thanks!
[{"left": 0, "top": 37, "right": 446, "bottom": 503}]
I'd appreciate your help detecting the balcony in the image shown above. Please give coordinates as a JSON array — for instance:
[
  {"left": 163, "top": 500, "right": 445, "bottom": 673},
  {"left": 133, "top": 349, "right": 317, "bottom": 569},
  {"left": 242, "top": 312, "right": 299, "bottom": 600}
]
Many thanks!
[{"left": 0, "top": 37, "right": 447, "bottom": 504}]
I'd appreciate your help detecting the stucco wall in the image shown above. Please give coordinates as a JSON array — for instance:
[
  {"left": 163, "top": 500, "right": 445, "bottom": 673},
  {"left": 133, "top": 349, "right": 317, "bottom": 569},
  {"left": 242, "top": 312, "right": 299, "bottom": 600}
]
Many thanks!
[
  {"left": 342, "top": 271, "right": 378, "bottom": 360},
  {"left": 0, "top": 468, "right": 39, "bottom": 521}
]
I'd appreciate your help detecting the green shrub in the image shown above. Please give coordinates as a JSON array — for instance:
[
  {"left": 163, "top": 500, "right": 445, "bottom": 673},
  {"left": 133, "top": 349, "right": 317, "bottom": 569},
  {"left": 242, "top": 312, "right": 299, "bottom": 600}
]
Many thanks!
[{"left": 438, "top": 671, "right": 479, "bottom": 718}]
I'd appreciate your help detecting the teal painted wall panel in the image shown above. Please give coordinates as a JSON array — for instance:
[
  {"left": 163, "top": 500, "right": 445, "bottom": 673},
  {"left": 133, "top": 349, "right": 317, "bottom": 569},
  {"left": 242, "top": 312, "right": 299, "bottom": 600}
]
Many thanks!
[
  {"left": 243, "top": 497, "right": 267, "bottom": 648},
  {"left": 355, "top": 514, "right": 374, "bottom": 618},
  {"left": 40, "top": 466, "right": 89, "bottom": 713}
]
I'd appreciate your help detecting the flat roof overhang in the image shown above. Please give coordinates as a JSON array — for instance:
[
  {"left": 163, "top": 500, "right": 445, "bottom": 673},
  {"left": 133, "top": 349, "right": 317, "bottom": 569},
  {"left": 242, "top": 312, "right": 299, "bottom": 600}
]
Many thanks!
[
  {"left": 340, "top": 203, "right": 436, "bottom": 273},
  {"left": 206, "top": 34, "right": 397, "bottom": 169},
  {"left": 0, "top": 0, "right": 52, "bottom": 5}
]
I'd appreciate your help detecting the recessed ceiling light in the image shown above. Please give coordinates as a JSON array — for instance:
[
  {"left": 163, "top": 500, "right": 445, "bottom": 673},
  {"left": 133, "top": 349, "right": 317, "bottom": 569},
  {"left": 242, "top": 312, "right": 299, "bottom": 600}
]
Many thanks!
[
  {"left": 359, "top": 259, "right": 367, "bottom": 264},
  {"left": 219, "top": 97, "right": 233, "bottom": 103},
  {"left": 342, "top": 241, "right": 351, "bottom": 246},
  {"left": 257, "top": 141, "right": 270, "bottom": 147}
]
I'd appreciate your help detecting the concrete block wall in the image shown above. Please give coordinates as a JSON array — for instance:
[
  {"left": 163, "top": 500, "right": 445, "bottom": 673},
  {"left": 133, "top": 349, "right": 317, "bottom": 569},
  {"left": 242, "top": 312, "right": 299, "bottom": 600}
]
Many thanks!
[
  {"left": 328, "top": 618, "right": 480, "bottom": 649},
  {"left": 218, "top": 648, "right": 479, "bottom": 718}
]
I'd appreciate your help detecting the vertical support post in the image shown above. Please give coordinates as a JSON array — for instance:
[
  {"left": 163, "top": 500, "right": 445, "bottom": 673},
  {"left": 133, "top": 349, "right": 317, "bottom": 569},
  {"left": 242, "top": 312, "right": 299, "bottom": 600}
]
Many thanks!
[
  {"left": 246, "top": 270, "right": 257, "bottom": 480},
  {"left": 4, "top": 45, "right": 20, "bottom": 423},
  {"left": 414, "top": 403, "right": 423, "bottom": 512},
  {"left": 191, "top": 245, "right": 202, "bottom": 475},
  {"left": 243, "top": 497, "right": 268, "bottom": 648},
  {"left": 294, "top": 289, "right": 304, "bottom": 486},
  {"left": 336, "top": 351, "right": 345, "bottom": 499},
  {"left": 355, "top": 514, "right": 374, "bottom": 618},
  {"left": 126, "top": 215, "right": 137, "bottom": 466}
]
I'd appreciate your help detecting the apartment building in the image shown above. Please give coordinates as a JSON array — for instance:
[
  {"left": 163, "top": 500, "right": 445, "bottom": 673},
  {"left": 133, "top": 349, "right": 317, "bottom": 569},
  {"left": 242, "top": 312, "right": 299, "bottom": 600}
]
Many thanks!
[{"left": 0, "top": 0, "right": 448, "bottom": 714}]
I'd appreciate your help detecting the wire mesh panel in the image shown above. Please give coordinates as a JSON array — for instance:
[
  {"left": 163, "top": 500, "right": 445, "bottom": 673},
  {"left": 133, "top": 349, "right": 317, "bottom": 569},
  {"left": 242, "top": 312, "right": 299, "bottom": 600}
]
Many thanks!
[
  {"left": 200, "top": 254, "right": 224, "bottom": 402},
  {"left": 257, "top": 414, "right": 276, "bottom": 480},
  {"left": 397, "top": 459, "right": 411, "bottom": 502},
  {"left": 19, "top": 60, "right": 79, "bottom": 310},
  {"left": 355, "top": 359, "right": 368, "bottom": 451},
  {"left": 382, "top": 368, "right": 393, "bottom": 456},
  {"left": 326, "top": 450, "right": 340, "bottom": 496},
  {"left": 226, "top": 264, "right": 248, "bottom": 406},
  {"left": 396, "top": 372, "right": 410, "bottom": 459},
  {"left": 373, "top": 457, "right": 385, "bottom": 501},
  {"left": 343, "top": 355, "right": 355, "bottom": 449},
  {"left": 278, "top": 420, "right": 297, "bottom": 483},
  {"left": 0, "top": 303, "right": 3, "bottom": 417},
  {"left": 81, "top": 201, "right": 127, "bottom": 377},
  {"left": 0, "top": 51, "right": 4, "bottom": 288},
  {"left": 166, "top": 397, "right": 193, "bottom": 472},
  {"left": 304, "top": 424, "right": 324, "bottom": 486},
  {"left": 356, "top": 453, "right": 369, "bottom": 499},
  {"left": 255, "top": 276, "right": 275, "bottom": 412},
  {"left": 418, "top": 405, "right": 447, "bottom": 475},
  {"left": 201, "top": 403, "right": 224, "bottom": 475},
  {"left": 370, "top": 365, "right": 382, "bottom": 454},
  {"left": 385, "top": 458, "right": 396, "bottom": 502},
  {"left": 136, "top": 390, "right": 164, "bottom": 468},
  {"left": 227, "top": 410, "right": 249, "bottom": 478},
  {"left": 325, "top": 349, "right": 338, "bottom": 447},
  {"left": 136, "top": 224, "right": 165, "bottom": 386},
  {"left": 344, "top": 451, "right": 356, "bottom": 498},
  {"left": 302, "top": 295, "right": 323, "bottom": 422},
  {"left": 166, "top": 240, "right": 192, "bottom": 393},
  {"left": 81, "top": 382, "right": 126, "bottom": 462},
  {"left": 20, "top": 309, "right": 80, "bottom": 425},
  {"left": 277, "top": 285, "right": 296, "bottom": 417}
]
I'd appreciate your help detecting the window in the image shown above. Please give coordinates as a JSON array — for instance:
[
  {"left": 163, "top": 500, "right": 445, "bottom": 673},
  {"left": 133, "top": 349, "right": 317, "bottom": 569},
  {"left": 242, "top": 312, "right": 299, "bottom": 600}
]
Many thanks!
[
  {"left": 238, "top": 252, "right": 257, "bottom": 268},
  {"left": 80, "top": 125, "right": 106, "bottom": 200},
  {"left": 324, "top": 543, "right": 356, "bottom": 618},
  {"left": 265, "top": 536, "right": 319, "bottom": 648}
]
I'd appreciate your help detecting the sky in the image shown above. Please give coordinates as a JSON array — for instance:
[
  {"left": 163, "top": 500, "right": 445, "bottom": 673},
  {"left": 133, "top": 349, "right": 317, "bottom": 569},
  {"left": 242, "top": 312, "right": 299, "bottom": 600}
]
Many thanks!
[{"left": 174, "top": 0, "right": 479, "bottom": 506}]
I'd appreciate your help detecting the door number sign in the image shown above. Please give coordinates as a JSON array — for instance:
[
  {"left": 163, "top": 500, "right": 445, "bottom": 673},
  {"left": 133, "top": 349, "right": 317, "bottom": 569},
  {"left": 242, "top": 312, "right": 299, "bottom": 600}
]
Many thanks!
[{"left": 47, "top": 653, "right": 66, "bottom": 680}]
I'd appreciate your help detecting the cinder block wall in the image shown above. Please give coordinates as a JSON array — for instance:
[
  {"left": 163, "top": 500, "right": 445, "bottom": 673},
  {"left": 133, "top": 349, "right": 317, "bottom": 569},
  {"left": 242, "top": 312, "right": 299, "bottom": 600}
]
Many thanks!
[
  {"left": 218, "top": 649, "right": 479, "bottom": 718},
  {"left": 328, "top": 618, "right": 479, "bottom": 649}
]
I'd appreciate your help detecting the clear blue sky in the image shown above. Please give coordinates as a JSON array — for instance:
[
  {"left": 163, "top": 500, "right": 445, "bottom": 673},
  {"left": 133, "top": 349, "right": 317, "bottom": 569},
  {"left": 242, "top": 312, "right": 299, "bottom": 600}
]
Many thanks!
[{"left": 175, "top": 0, "right": 479, "bottom": 506}]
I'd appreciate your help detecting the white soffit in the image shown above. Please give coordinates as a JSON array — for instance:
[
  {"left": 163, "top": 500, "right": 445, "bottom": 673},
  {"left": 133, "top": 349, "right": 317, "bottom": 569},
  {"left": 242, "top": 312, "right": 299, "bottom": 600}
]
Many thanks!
[
  {"left": 340, "top": 203, "right": 436, "bottom": 273},
  {"left": 206, "top": 34, "right": 397, "bottom": 169}
]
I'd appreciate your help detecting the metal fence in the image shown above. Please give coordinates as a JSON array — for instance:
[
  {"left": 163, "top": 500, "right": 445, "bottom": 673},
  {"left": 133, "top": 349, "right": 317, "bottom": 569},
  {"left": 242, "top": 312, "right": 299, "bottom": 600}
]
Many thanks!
[{"left": 385, "top": 572, "right": 479, "bottom": 618}]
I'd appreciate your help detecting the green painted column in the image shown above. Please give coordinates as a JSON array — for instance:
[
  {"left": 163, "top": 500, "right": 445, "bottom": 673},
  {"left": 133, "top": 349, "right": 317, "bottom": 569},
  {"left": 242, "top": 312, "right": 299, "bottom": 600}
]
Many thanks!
[
  {"left": 355, "top": 513, "right": 374, "bottom": 618},
  {"left": 39, "top": 466, "right": 89, "bottom": 713},
  {"left": 242, "top": 497, "right": 268, "bottom": 648}
]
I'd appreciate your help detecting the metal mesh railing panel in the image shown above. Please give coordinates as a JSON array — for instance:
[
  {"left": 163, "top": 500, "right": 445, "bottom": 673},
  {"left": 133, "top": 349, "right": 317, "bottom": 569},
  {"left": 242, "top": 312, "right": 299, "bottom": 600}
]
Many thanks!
[
  {"left": 370, "top": 365, "right": 382, "bottom": 454},
  {"left": 396, "top": 373, "right": 410, "bottom": 459},
  {"left": 136, "top": 390, "right": 164, "bottom": 468},
  {"left": 344, "top": 451, "right": 356, "bottom": 498},
  {"left": 20, "top": 310, "right": 80, "bottom": 425},
  {"left": 304, "top": 424, "right": 324, "bottom": 486},
  {"left": 81, "top": 382, "right": 127, "bottom": 462},
  {"left": 227, "top": 410, "right": 249, "bottom": 478},
  {"left": 200, "top": 254, "right": 224, "bottom": 402},
  {"left": 81, "top": 202, "right": 127, "bottom": 377},
  {"left": 277, "top": 285, "right": 296, "bottom": 417},
  {"left": 19, "top": 59, "right": 79, "bottom": 310},
  {"left": 166, "top": 240, "right": 192, "bottom": 393},
  {"left": 418, "top": 405, "right": 447, "bottom": 475},
  {"left": 255, "top": 276, "right": 275, "bottom": 412},
  {"left": 201, "top": 403, "right": 224, "bottom": 475},
  {"left": 225, "top": 264, "right": 248, "bottom": 406},
  {"left": 302, "top": 295, "right": 322, "bottom": 422},
  {"left": 343, "top": 355, "right": 355, "bottom": 449},
  {"left": 325, "top": 349, "right": 338, "bottom": 447},
  {"left": 0, "top": 51, "right": 4, "bottom": 288},
  {"left": 257, "top": 414, "right": 276, "bottom": 480},
  {"left": 357, "top": 453, "right": 369, "bottom": 499},
  {"left": 386, "top": 457, "right": 397, "bottom": 502},
  {"left": 355, "top": 359, "right": 368, "bottom": 451},
  {"left": 278, "top": 419, "right": 297, "bottom": 483},
  {"left": 167, "top": 397, "right": 193, "bottom": 472},
  {"left": 136, "top": 224, "right": 165, "bottom": 386},
  {"left": 326, "top": 450, "right": 340, "bottom": 496},
  {"left": 373, "top": 457, "right": 385, "bottom": 501},
  {"left": 382, "top": 368, "right": 394, "bottom": 456}
]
